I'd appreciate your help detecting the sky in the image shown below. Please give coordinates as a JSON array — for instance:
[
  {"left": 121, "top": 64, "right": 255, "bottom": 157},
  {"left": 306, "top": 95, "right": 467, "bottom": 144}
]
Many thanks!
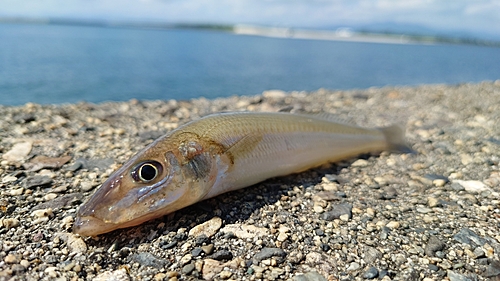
[{"left": 2, "top": 0, "right": 500, "bottom": 40}]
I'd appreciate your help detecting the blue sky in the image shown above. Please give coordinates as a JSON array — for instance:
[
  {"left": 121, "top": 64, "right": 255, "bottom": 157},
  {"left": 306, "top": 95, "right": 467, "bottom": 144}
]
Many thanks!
[{"left": 2, "top": 0, "right": 499, "bottom": 40}]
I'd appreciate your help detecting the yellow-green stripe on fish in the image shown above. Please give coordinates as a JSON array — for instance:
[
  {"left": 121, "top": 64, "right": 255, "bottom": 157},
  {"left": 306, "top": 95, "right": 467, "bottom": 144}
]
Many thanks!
[{"left": 74, "top": 111, "right": 411, "bottom": 236}]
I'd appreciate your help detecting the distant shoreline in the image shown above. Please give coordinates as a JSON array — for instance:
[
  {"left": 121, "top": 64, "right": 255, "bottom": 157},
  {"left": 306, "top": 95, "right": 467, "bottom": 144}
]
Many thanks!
[{"left": 1, "top": 17, "right": 499, "bottom": 47}]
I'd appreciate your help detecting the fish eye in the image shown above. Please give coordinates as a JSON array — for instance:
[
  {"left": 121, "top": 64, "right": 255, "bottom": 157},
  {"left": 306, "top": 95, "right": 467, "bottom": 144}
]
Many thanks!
[{"left": 132, "top": 161, "right": 163, "bottom": 183}]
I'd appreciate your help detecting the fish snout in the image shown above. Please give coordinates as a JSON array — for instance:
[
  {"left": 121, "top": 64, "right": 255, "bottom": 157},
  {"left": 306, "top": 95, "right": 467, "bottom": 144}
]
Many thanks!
[{"left": 73, "top": 215, "right": 116, "bottom": 236}]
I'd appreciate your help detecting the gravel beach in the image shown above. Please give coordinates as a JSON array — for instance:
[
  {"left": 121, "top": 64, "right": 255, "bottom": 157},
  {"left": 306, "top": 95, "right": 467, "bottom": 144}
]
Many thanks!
[{"left": 1, "top": 81, "right": 500, "bottom": 281}]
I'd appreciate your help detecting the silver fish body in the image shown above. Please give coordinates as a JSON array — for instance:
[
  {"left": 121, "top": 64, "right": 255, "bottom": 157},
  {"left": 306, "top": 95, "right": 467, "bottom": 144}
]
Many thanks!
[{"left": 74, "top": 112, "right": 410, "bottom": 236}]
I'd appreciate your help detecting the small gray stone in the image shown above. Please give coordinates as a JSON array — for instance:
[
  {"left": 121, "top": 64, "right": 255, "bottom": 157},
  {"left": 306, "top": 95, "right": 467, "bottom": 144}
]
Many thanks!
[
  {"left": 451, "top": 182, "right": 465, "bottom": 191},
  {"left": 473, "top": 247, "right": 485, "bottom": 258},
  {"left": 363, "top": 267, "right": 379, "bottom": 279},
  {"left": 130, "top": 252, "right": 168, "bottom": 269},
  {"left": 24, "top": 176, "right": 53, "bottom": 189},
  {"left": 447, "top": 270, "right": 473, "bottom": 281},
  {"left": 292, "top": 271, "right": 327, "bottom": 281},
  {"left": 483, "top": 260, "right": 500, "bottom": 277},
  {"left": 253, "top": 247, "right": 286, "bottom": 262},
  {"left": 71, "top": 158, "right": 114, "bottom": 171},
  {"left": 425, "top": 236, "right": 446, "bottom": 257},
  {"left": 11, "top": 264, "right": 27, "bottom": 275},
  {"left": 453, "top": 228, "right": 498, "bottom": 251},
  {"left": 320, "top": 203, "right": 352, "bottom": 221},
  {"left": 454, "top": 228, "right": 482, "bottom": 246},
  {"left": 31, "top": 193, "right": 83, "bottom": 211},
  {"left": 191, "top": 247, "right": 204, "bottom": 257},
  {"left": 13, "top": 113, "right": 36, "bottom": 123},
  {"left": 195, "top": 234, "right": 210, "bottom": 245},
  {"left": 182, "top": 263, "right": 195, "bottom": 274},
  {"left": 208, "top": 250, "right": 233, "bottom": 261},
  {"left": 347, "top": 262, "right": 360, "bottom": 271},
  {"left": 161, "top": 241, "right": 177, "bottom": 249},
  {"left": 363, "top": 246, "right": 382, "bottom": 264}
]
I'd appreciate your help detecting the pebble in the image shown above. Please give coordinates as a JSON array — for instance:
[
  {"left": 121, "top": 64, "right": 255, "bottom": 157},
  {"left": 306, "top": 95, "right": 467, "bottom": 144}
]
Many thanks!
[
  {"left": 452, "top": 228, "right": 500, "bottom": 252},
  {"left": 31, "top": 208, "right": 53, "bottom": 218},
  {"left": 191, "top": 247, "right": 204, "bottom": 257},
  {"left": 416, "top": 206, "right": 433, "bottom": 213},
  {"left": 93, "top": 268, "right": 130, "bottom": 281},
  {"left": 4, "top": 253, "right": 19, "bottom": 264},
  {"left": 432, "top": 178, "right": 446, "bottom": 187},
  {"left": 385, "top": 221, "right": 400, "bottom": 229},
  {"left": 293, "top": 271, "right": 327, "bottom": 281},
  {"left": 202, "top": 259, "right": 222, "bottom": 280},
  {"left": 219, "top": 270, "right": 232, "bottom": 279},
  {"left": 277, "top": 231, "right": 288, "bottom": 242},
  {"left": 43, "top": 193, "right": 58, "bottom": 201},
  {"left": 181, "top": 263, "right": 195, "bottom": 274},
  {"left": 130, "top": 252, "right": 168, "bottom": 269},
  {"left": 363, "top": 266, "right": 379, "bottom": 279},
  {"left": 202, "top": 257, "right": 242, "bottom": 280},
  {"left": 54, "top": 233, "right": 85, "bottom": 254},
  {"left": 453, "top": 180, "right": 490, "bottom": 194},
  {"left": 221, "top": 223, "right": 269, "bottom": 239},
  {"left": 24, "top": 175, "right": 53, "bottom": 188},
  {"left": 351, "top": 159, "right": 369, "bottom": 167},
  {"left": 320, "top": 203, "right": 352, "bottom": 221},
  {"left": 253, "top": 247, "right": 286, "bottom": 262},
  {"left": 2, "top": 141, "right": 32, "bottom": 162},
  {"left": 322, "top": 182, "right": 339, "bottom": 191},
  {"left": 262, "top": 89, "right": 286, "bottom": 99},
  {"left": 424, "top": 236, "right": 446, "bottom": 257},
  {"left": 304, "top": 252, "right": 337, "bottom": 278},
  {"left": 447, "top": 270, "right": 473, "bottom": 281},
  {"left": 23, "top": 155, "right": 72, "bottom": 172},
  {"left": 44, "top": 267, "right": 59, "bottom": 278},
  {"left": 483, "top": 260, "right": 500, "bottom": 277},
  {"left": 188, "top": 216, "right": 222, "bottom": 238},
  {"left": 179, "top": 254, "right": 193, "bottom": 266},
  {"left": 313, "top": 205, "right": 324, "bottom": 213},
  {"left": 80, "top": 181, "right": 94, "bottom": 191},
  {"left": 208, "top": 250, "right": 233, "bottom": 261},
  {"left": 363, "top": 246, "right": 382, "bottom": 264},
  {"left": 347, "top": 262, "right": 360, "bottom": 271},
  {"left": 0, "top": 218, "right": 20, "bottom": 229},
  {"left": 427, "top": 197, "right": 440, "bottom": 207},
  {"left": 2, "top": 175, "right": 18, "bottom": 183},
  {"left": 20, "top": 260, "right": 30, "bottom": 268},
  {"left": 11, "top": 264, "right": 26, "bottom": 275},
  {"left": 201, "top": 244, "right": 214, "bottom": 255},
  {"left": 31, "top": 192, "right": 83, "bottom": 211},
  {"left": 70, "top": 157, "right": 114, "bottom": 171}
]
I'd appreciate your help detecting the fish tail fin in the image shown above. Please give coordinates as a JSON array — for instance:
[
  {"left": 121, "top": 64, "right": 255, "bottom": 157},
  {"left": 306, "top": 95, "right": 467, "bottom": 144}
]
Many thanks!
[{"left": 379, "top": 124, "right": 415, "bottom": 154}]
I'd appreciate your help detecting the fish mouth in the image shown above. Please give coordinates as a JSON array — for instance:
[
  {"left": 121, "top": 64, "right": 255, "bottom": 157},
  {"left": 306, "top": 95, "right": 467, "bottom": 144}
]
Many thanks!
[{"left": 73, "top": 215, "right": 119, "bottom": 237}]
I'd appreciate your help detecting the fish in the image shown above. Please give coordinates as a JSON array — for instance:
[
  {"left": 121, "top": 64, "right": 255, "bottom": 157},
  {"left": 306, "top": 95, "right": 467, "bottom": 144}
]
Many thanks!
[{"left": 74, "top": 111, "right": 411, "bottom": 236}]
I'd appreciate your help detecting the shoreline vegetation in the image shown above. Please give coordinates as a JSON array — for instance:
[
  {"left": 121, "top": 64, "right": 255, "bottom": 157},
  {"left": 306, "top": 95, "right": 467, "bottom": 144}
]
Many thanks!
[{"left": 1, "top": 17, "right": 499, "bottom": 47}]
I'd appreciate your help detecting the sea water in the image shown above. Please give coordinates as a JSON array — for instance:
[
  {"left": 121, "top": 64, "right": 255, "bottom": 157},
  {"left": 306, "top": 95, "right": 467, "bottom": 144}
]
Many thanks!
[{"left": 1, "top": 23, "right": 499, "bottom": 105}]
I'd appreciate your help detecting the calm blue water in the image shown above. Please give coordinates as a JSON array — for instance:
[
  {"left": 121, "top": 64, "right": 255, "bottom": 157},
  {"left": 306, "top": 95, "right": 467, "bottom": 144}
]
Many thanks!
[{"left": 1, "top": 23, "right": 499, "bottom": 106}]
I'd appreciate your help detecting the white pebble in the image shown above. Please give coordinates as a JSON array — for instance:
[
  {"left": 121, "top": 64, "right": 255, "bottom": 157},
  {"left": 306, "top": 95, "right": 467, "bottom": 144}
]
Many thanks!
[
  {"left": 454, "top": 180, "right": 490, "bottom": 194},
  {"left": 2, "top": 141, "right": 32, "bottom": 162}
]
